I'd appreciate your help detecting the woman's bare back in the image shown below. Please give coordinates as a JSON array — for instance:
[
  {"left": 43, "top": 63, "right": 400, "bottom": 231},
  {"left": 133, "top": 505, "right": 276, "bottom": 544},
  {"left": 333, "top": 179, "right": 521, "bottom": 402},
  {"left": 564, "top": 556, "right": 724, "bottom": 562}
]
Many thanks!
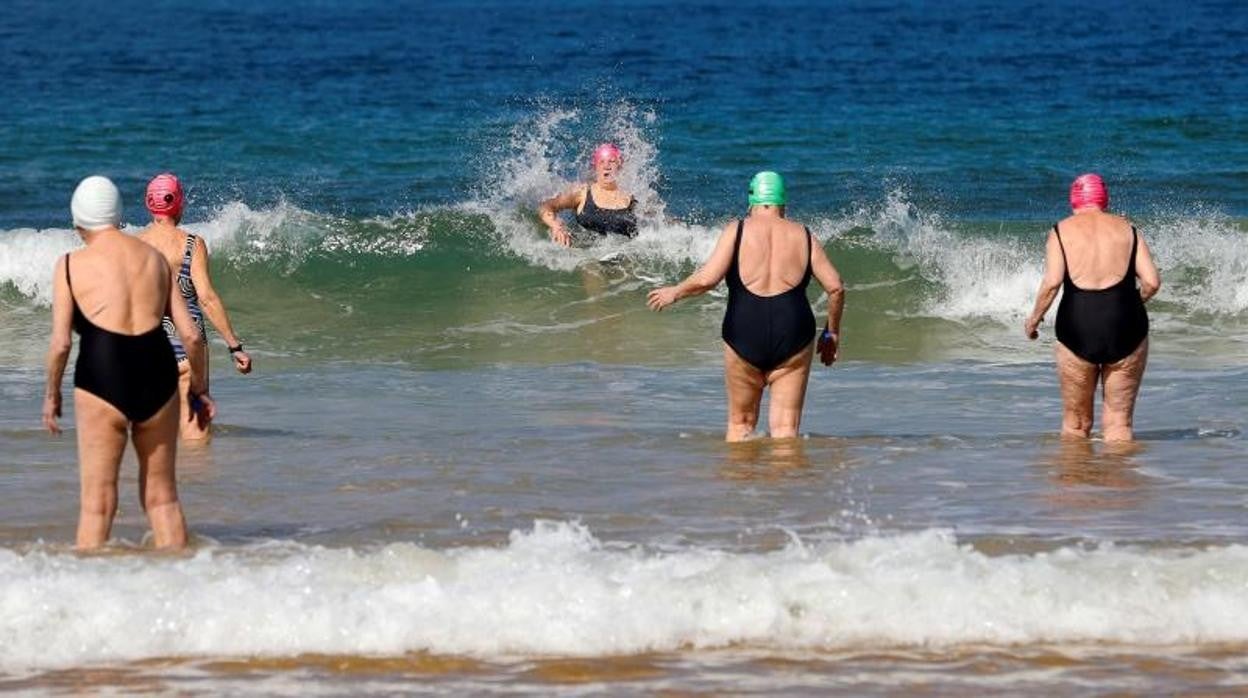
[
  {"left": 68, "top": 233, "right": 170, "bottom": 335},
  {"left": 137, "top": 226, "right": 190, "bottom": 273},
  {"left": 736, "top": 216, "right": 810, "bottom": 296},
  {"left": 1056, "top": 211, "right": 1136, "bottom": 290}
]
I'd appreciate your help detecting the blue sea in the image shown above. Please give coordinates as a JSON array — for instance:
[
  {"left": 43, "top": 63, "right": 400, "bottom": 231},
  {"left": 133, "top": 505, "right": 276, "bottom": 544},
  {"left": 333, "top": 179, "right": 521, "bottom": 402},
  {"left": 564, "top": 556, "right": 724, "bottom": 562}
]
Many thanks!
[{"left": 2, "top": 0, "right": 1247, "bottom": 693}]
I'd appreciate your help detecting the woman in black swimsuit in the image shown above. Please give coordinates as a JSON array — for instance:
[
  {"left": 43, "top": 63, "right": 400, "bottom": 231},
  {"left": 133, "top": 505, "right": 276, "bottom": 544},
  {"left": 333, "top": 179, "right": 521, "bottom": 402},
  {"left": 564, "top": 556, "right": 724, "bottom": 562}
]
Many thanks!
[
  {"left": 647, "top": 172, "right": 845, "bottom": 441},
  {"left": 538, "top": 143, "right": 638, "bottom": 245},
  {"left": 42, "top": 176, "right": 213, "bottom": 549},
  {"left": 1025, "top": 174, "right": 1161, "bottom": 442}
]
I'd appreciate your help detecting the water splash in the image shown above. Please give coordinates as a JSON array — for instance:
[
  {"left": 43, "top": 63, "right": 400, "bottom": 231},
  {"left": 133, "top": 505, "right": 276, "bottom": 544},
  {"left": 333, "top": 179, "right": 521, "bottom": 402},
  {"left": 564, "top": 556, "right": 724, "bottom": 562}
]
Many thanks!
[{"left": 5, "top": 522, "right": 1248, "bottom": 670}]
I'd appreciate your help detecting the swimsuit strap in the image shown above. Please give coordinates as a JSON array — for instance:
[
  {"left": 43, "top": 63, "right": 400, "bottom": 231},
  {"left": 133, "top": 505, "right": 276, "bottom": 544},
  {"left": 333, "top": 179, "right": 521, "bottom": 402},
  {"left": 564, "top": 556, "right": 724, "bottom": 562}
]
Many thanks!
[
  {"left": 803, "top": 226, "right": 814, "bottom": 286},
  {"left": 181, "top": 233, "right": 196, "bottom": 270},
  {"left": 729, "top": 219, "right": 745, "bottom": 285},
  {"left": 64, "top": 254, "right": 90, "bottom": 330},
  {"left": 1127, "top": 225, "right": 1138, "bottom": 277},
  {"left": 63, "top": 253, "right": 81, "bottom": 312},
  {"left": 584, "top": 185, "right": 631, "bottom": 212},
  {"left": 1052, "top": 223, "right": 1072, "bottom": 283},
  {"left": 1112, "top": 225, "right": 1140, "bottom": 289}
]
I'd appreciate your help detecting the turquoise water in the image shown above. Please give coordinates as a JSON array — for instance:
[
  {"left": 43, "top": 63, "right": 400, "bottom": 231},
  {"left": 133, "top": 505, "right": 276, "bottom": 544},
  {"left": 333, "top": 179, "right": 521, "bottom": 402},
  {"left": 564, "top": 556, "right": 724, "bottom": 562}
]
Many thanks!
[{"left": 2, "top": 0, "right": 1248, "bottom": 693}]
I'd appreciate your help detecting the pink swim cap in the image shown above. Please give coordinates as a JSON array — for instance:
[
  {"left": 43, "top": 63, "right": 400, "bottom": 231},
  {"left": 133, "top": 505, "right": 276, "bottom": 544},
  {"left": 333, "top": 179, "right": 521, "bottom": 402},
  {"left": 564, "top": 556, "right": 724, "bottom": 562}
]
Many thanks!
[
  {"left": 592, "top": 143, "right": 622, "bottom": 166},
  {"left": 1069, "top": 173, "right": 1108, "bottom": 210},
  {"left": 146, "top": 173, "right": 184, "bottom": 218}
]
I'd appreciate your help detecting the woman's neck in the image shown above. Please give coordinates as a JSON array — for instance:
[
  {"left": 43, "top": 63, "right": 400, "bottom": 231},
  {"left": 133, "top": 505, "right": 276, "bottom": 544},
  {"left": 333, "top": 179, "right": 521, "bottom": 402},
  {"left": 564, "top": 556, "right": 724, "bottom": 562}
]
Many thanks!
[
  {"left": 749, "top": 206, "right": 784, "bottom": 219},
  {"left": 80, "top": 227, "right": 121, "bottom": 245},
  {"left": 1071, "top": 206, "right": 1104, "bottom": 216}
]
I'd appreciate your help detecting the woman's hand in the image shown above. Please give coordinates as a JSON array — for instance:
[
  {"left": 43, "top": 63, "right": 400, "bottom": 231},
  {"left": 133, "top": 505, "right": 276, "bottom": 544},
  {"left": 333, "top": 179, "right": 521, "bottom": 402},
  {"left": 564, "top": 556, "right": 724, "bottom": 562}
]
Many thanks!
[
  {"left": 189, "top": 392, "right": 218, "bottom": 425},
  {"left": 231, "top": 349, "right": 253, "bottom": 374},
  {"left": 549, "top": 221, "right": 572, "bottom": 247},
  {"left": 647, "top": 286, "right": 679, "bottom": 311},
  {"left": 817, "top": 331, "right": 840, "bottom": 366},
  {"left": 1024, "top": 315, "right": 1041, "bottom": 340},
  {"left": 42, "top": 392, "right": 62, "bottom": 434}
]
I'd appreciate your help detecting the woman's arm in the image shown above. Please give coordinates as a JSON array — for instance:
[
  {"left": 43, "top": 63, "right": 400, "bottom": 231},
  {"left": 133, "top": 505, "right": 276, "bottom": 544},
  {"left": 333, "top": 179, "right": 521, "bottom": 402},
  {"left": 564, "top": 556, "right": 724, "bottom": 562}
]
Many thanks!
[
  {"left": 646, "top": 220, "right": 738, "bottom": 311},
  {"left": 43, "top": 256, "right": 74, "bottom": 434},
  {"left": 1025, "top": 229, "right": 1065, "bottom": 339},
  {"left": 810, "top": 240, "right": 845, "bottom": 365},
  {"left": 1134, "top": 232, "right": 1161, "bottom": 302},
  {"left": 188, "top": 236, "right": 252, "bottom": 373},
  {"left": 537, "top": 187, "right": 585, "bottom": 247}
]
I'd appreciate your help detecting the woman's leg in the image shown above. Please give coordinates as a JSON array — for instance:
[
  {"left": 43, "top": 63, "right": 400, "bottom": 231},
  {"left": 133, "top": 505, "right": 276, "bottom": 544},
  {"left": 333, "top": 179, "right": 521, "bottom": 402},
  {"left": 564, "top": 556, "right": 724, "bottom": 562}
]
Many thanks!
[
  {"left": 74, "top": 389, "right": 129, "bottom": 550},
  {"left": 177, "top": 361, "right": 211, "bottom": 442},
  {"left": 1101, "top": 339, "right": 1149, "bottom": 442},
  {"left": 131, "top": 394, "right": 188, "bottom": 549},
  {"left": 723, "top": 344, "right": 765, "bottom": 442},
  {"left": 765, "top": 342, "right": 815, "bottom": 439},
  {"left": 1055, "top": 342, "right": 1098, "bottom": 438}
]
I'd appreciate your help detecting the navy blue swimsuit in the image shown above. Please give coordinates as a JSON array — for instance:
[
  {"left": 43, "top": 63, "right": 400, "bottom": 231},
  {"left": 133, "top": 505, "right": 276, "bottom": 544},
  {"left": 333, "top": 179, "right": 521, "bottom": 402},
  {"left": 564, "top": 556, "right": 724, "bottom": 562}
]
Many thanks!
[
  {"left": 721, "top": 220, "right": 817, "bottom": 372},
  {"left": 575, "top": 186, "right": 637, "bottom": 238}
]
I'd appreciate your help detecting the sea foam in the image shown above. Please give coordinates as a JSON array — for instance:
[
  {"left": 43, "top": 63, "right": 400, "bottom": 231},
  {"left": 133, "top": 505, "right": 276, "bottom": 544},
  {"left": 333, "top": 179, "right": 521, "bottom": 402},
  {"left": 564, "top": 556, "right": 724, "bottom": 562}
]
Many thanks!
[
  {"left": 3, "top": 522, "right": 1248, "bottom": 670},
  {"left": 2, "top": 182, "right": 1245, "bottom": 325}
]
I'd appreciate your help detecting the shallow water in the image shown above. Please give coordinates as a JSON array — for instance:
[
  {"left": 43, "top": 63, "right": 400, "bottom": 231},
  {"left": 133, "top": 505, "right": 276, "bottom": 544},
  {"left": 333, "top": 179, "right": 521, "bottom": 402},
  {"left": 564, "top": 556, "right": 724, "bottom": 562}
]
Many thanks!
[
  {"left": 3, "top": 361, "right": 1248, "bottom": 692},
  {"left": 4, "top": 0, "right": 1248, "bottom": 693}
]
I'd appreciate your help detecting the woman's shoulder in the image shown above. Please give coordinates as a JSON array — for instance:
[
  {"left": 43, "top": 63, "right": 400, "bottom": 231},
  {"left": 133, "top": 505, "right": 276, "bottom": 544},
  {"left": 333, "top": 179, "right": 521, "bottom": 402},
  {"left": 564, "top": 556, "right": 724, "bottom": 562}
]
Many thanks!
[
  {"left": 1087, "top": 211, "right": 1131, "bottom": 225},
  {"left": 738, "top": 216, "right": 807, "bottom": 239},
  {"left": 1096, "top": 213, "right": 1135, "bottom": 238},
  {"left": 565, "top": 183, "right": 590, "bottom": 204},
  {"left": 115, "top": 233, "right": 168, "bottom": 267},
  {"left": 182, "top": 229, "right": 208, "bottom": 250},
  {"left": 54, "top": 249, "right": 73, "bottom": 274},
  {"left": 771, "top": 218, "right": 809, "bottom": 236},
  {"left": 134, "top": 224, "right": 175, "bottom": 249}
]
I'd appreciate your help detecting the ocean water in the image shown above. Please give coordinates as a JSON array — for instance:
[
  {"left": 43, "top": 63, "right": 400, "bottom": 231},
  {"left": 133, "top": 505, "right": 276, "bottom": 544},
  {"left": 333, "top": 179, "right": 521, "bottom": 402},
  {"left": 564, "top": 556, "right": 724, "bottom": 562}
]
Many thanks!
[{"left": 2, "top": 0, "right": 1248, "bottom": 693}]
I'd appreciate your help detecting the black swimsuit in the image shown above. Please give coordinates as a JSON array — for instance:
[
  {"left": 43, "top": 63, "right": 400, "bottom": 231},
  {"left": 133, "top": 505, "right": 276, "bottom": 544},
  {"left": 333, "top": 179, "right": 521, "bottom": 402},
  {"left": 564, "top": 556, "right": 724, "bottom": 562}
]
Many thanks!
[
  {"left": 67, "top": 256, "right": 179, "bottom": 423},
  {"left": 575, "top": 186, "right": 637, "bottom": 238},
  {"left": 1053, "top": 224, "right": 1149, "bottom": 365},
  {"left": 721, "top": 220, "right": 817, "bottom": 372}
]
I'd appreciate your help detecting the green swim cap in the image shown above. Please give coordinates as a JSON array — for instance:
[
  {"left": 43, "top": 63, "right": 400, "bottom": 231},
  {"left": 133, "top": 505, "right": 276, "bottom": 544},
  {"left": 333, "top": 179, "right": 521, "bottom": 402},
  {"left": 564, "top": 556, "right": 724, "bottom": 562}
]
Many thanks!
[{"left": 748, "top": 171, "right": 786, "bottom": 206}]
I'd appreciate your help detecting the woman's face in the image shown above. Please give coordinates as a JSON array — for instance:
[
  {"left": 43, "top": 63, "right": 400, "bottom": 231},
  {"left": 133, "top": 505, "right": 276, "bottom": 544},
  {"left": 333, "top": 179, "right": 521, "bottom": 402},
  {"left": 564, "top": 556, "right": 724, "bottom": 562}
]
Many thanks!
[{"left": 594, "top": 156, "right": 622, "bottom": 184}]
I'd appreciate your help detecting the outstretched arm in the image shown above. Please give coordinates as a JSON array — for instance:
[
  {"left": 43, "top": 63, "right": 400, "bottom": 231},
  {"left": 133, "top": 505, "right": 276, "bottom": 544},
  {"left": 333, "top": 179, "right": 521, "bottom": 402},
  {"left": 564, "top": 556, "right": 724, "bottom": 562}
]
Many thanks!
[
  {"left": 647, "top": 220, "right": 738, "bottom": 311},
  {"left": 188, "top": 236, "right": 251, "bottom": 373},
  {"left": 1025, "top": 229, "right": 1065, "bottom": 339},
  {"left": 810, "top": 240, "right": 845, "bottom": 366},
  {"left": 538, "top": 187, "right": 585, "bottom": 247},
  {"left": 43, "top": 256, "right": 74, "bottom": 434}
]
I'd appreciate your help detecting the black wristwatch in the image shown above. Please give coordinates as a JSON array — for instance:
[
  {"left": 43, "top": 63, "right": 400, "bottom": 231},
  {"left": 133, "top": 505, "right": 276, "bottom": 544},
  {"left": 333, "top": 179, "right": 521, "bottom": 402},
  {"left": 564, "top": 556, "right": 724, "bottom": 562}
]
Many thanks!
[{"left": 228, "top": 343, "right": 244, "bottom": 354}]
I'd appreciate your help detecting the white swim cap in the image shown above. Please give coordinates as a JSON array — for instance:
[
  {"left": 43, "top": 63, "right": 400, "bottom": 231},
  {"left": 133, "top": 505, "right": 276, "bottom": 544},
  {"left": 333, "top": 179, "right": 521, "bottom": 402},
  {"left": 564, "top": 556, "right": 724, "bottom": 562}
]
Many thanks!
[{"left": 71, "top": 175, "right": 122, "bottom": 230}]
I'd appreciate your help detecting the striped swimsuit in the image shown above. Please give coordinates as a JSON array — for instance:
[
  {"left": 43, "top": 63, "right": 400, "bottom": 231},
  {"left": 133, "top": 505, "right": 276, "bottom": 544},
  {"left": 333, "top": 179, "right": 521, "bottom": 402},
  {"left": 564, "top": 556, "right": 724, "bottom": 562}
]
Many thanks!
[{"left": 162, "top": 234, "right": 206, "bottom": 362}]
